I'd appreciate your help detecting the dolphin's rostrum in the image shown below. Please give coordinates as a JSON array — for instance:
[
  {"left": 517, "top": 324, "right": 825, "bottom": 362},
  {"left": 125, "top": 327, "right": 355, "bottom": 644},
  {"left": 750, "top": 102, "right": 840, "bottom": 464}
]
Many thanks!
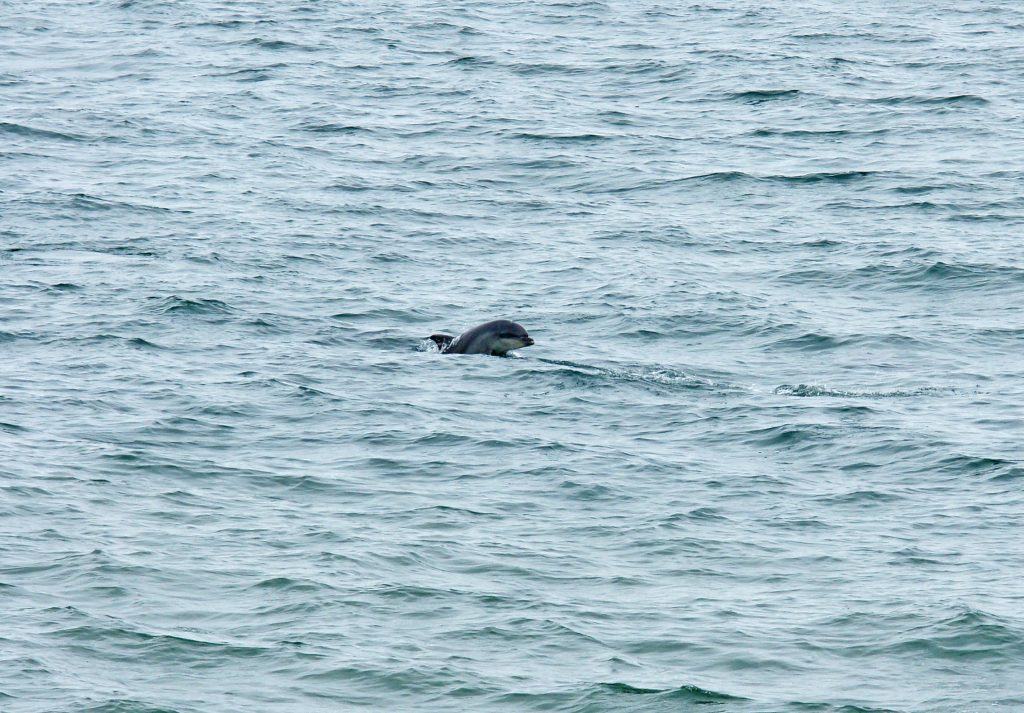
[{"left": 429, "top": 320, "right": 535, "bottom": 356}]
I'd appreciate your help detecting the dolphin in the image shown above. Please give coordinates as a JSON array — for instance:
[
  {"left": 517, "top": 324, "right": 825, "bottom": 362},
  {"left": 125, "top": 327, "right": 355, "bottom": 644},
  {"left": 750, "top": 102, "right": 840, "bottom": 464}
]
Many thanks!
[{"left": 428, "top": 320, "right": 535, "bottom": 356}]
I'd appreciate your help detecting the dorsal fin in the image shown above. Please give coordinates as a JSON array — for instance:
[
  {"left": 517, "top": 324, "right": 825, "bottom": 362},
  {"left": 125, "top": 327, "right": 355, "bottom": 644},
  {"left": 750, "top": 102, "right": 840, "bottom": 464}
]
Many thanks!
[{"left": 428, "top": 333, "right": 455, "bottom": 352}]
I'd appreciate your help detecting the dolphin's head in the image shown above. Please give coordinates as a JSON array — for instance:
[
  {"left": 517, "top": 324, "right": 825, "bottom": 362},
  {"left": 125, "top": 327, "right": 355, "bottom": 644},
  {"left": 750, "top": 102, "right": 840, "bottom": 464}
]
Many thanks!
[{"left": 490, "top": 320, "right": 534, "bottom": 355}]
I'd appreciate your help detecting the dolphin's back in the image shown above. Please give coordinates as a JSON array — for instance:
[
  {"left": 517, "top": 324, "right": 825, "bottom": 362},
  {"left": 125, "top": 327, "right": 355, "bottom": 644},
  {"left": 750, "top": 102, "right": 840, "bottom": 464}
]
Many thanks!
[
  {"left": 443, "top": 324, "right": 489, "bottom": 354},
  {"left": 445, "top": 320, "right": 509, "bottom": 354}
]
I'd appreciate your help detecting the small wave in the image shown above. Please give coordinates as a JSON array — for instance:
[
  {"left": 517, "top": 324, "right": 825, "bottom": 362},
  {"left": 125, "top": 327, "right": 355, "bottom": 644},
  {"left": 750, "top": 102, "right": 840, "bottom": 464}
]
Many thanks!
[
  {"left": 883, "top": 607, "right": 1024, "bottom": 661},
  {"left": 192, "top": 18, "right": 249, "bottom": 28},
  {"left": 509, "top": 62, "right": 589, "bottom": 76},
  {"left": 948, "top": 212, "right": 1020, "bottom": 223},
  {"left": 665, "top": 506, "right": 729, "bottom": 522},
  {"left": 418, "top": 337, "right": 444, "bottom": 353},
  {"left": 79, "top": 699, "right": 187, "bottom": 713},
  {"left": 597, "top": 682, "right": 743, "bottom": 702},
  {"left": 247, "top": 473, "right": 341, "bottom": 493},
  {"left": 45, "top": 282, "right": 82, "bottom": 292},
  {"left": 745, "top": 424, "right": 826, "bottom": 448},
  {"left": 332, "top": 308, "right": 427, "bottom": 326},
  {"left": 299, "top": 122, "right": 373, "bottom": 134},
  {"left": 775, "top": 384, "right": 954, "bottom": 398},
  {"left": 408, "top": 504, "right": 497, "bottom": 518},
  {"left": 42, "top": 333, "right": 166, "bottom": 350},
  {"left": 779, "top": 170, "right": 877, "bottom": 184},
  {"left": 68, "top": 193, "right": 180, "bottom": 214},
  {"left": 245, "top": 37, "right": 319, "bottom": 51},
  {"left": 147, "top": 296, "right": 234, "bottom": 315},
  {"left": 784, "top": 702, "right": 906, "bottom": 713},
  {"left": 0, "top": 121, "right": 85, "bottom": 142},
  {"left": 618, "top": 366, "right": 721, "bottom": 389},
  {"left": 659, "top": 170, "right": 747, "bottom": 185},
  {"left": 768, "top": 333, "right": 848, "bottom": 352},
  {"left": 599, "top": 170, "right": 877, "bottom": 194},
  {"left": 445, "top": 55, "right": 493, "bottom": 67},
  {"left": 559, "top": 480, "right": 616, "bottom": 501},
  {"left": 801, "top": 238, "right": 844, "bottom": 248},
  {"left": 891, "top": 184, "right": 942, "bottom": 195},
  {"left": 250, "top": 576, "right": 322, "bottom": 592},
  {"left": 729, "top": 88, "right": 801, "bottom": 102},
  {"left": 220, "top": 67, "right": 273, "bottom": 82},
  {"left": 52, "top": 623, "right": 269, "bottom": 660},
  {"left": 497, "top": 681, "right": 744, "bottom": 710},
  {"left": 749, "top": 127, "right": 889, "bottom": 139},
  {"left": 536, "top": 359, "right": 729, "bottom": 392},
  {"left": 777, "top": 259, "right": 1024, "bottom": 292},
  {"left": 918, "top": 260, "right": 1023, "bottom": 282},
  {"left": 248, "top": 319, "right": 290, "bottom": 338},
  {"left": 934, "top": 454, "right": 1018, "bottom": 479},
  {"left": 990, "top": 467, "right": 1024, "bottom": 482},
  {"left": 868, "top": 94, "right": 989, "bottom": 106},
  {"left": 510, "top": 132, "right": 611, "bottom": 142},
  {"left": 862, "top": 260, "right": 1024, "bottom": 291},
  {"left": 817, "top": 489, "right": 902, "bottom": 505}
]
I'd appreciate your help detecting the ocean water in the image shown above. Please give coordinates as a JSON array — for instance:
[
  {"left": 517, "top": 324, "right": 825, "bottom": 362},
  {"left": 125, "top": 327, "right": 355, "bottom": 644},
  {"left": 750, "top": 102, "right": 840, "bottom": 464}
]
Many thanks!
[{"left": 2, "top": 1, "right": 1023, "bottom": 711}]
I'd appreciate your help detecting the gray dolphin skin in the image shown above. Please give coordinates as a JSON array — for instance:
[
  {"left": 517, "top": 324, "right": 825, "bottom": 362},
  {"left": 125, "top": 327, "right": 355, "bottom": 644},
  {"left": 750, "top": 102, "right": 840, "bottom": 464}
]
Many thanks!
[{"left": 428, "top": 320, "right": 535, "bottom": 356}]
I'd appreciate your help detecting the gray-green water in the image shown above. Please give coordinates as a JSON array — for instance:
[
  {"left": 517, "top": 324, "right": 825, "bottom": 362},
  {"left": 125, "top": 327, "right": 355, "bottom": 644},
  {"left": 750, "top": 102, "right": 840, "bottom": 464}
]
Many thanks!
[{"left": 2, "top": 2, "right": 1023, "bottom": 711}]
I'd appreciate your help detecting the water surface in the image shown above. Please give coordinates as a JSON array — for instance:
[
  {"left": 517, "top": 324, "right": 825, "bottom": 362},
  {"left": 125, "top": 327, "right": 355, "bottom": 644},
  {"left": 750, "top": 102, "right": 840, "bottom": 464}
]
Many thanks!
[{"left": 2, "top": 2, "right": 1023, "bottom": 711}]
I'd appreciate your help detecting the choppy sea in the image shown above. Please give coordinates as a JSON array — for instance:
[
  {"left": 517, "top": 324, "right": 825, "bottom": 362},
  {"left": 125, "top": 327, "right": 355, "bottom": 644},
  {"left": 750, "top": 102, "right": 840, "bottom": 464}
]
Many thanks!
[{"left": 2, "top": 2, "right": 1023, "bottom": 711}]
